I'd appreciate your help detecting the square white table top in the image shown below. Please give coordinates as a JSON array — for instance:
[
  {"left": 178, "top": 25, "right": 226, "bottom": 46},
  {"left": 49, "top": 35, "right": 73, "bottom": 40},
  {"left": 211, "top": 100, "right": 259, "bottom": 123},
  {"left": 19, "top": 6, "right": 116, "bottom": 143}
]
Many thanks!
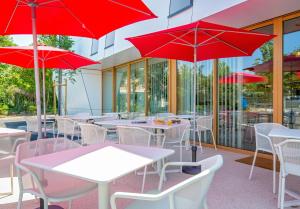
[
  {"left": 0, "top": 127, "right": 25, "bottom": 137},
  {"left": 21, "top": 144, "right": 174, "bottom": 184},
  {"left": 95, "top": 119, "right": 186, "bottom": 130},
  {"left": 269, "top": 128, "right": 300, "bottom": 139}
]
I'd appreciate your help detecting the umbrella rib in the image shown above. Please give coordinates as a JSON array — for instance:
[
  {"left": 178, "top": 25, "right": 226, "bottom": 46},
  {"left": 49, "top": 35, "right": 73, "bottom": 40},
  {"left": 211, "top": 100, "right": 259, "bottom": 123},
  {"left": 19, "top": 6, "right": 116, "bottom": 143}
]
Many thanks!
[
  {"left": 4, "top": 0, "right": 22, "bottom": 34},
  {"left": 109, "top": 0, "right": 154, "bottom": 16},
  {"left": 167, "top": 33, "right": 194, "bottom": 47},
  {"left": 197, "top": 31, "right": 225, "bottom": 47},
  {"left": 200, "top": 30, "right": 249, "bottom": 55},
  {"left": 196, "top": 27, "right": 271, "bottom": 37},
  {"left": 56, "top": 0, "right": 97, "bottom": 38},
  {"left": 144, "top": 30, "right": 194, "bottom": 56},
  {"left": 60, "top": 57, "right": 77, "bottom": 70}
]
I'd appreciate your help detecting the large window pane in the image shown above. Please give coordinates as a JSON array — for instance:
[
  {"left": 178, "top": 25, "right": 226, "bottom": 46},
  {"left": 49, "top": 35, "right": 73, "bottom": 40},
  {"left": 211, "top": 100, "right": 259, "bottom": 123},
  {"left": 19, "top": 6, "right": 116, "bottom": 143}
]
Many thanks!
[
  {"left": 169, "top": 0, "right": 193, "bottom": 17},
  {"left": 148, "top": 58, "right": 169, "bottom": 115},
  {"left": 105, "top": 31, "right": 115, "bottom": 48},
  {"left": 116, "top": 66, "right": 128, "bottom": 112},
  {"left": 102, "top": 70, "right": 113, "bottom": 113},
  {"left": 130, "top": 61, "right": 145, "bottom": 113},
  {"left": 177, "top": 60, "right": 213, "bottom": 115},
  {"left": 283, "top": 17, "right": 300, "bottom": 128},
  {"left": 218, "top": 25, "right": 274, "bottom": 151},
  {"left": 91, "top": 39, "right": 98, "bottom": 55}
]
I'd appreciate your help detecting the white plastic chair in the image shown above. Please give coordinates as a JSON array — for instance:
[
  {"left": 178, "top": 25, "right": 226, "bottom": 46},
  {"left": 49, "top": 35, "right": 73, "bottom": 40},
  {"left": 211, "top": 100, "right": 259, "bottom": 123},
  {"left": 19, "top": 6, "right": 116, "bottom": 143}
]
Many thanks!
[
  {"left": 275, "top": 140, "right": 300, "bottom": 209},
  {"left": 249, "top": 123, "right": 287, "bottom": 194},
  {"left": 117, "top": 126, "right": 166, "bottom": 192},
  {"left": 79, "top": 123, "right": 107, "bottom": 145},
  {"left": 0, "top": 132, "right": 31, "bottom": 196},
  {"left": 25, "top": 117, "right": 55, "bottom": 136},
  {"left": 110, "top": 155, "right": 223, "bottom": 209},
  {"left": 196, "top": 116, "right": 217, "bottom": 150},
  {"left": 56, "top": 117, "right": 80, "bottom": 141},
  {"left": 164, "top": 119, "right": 191, "bottom": 163},
  {"left": 117, "top": 126, "right": 166, "bottom": 148},
  {"left": 15, "top": 138, "right": 97, "bottom": 209}
]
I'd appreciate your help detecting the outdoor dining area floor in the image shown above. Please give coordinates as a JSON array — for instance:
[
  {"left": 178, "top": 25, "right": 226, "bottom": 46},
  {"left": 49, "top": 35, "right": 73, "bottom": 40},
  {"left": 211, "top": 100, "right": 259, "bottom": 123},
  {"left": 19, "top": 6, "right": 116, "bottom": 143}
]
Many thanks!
[{"left": 1, "top": 146, "right": 300, "bottom": 209}]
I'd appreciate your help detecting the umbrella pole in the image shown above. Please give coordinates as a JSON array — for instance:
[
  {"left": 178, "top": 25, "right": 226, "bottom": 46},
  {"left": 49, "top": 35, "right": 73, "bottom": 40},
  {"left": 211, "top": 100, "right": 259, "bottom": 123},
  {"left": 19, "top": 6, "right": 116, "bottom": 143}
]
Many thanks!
[
  {"left": 42, "top": 62, "right": 47, "bottom": 137},
  {"left": 30, "top": 3, "right": 42, "bottom": 139},
  {"left": 182, "top": 28, "right": 201, "bottom": 175}
]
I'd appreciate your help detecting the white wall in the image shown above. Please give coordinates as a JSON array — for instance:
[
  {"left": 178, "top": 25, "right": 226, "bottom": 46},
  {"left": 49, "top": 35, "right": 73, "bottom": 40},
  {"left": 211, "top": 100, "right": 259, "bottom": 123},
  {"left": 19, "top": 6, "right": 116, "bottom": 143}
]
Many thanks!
[
  {"left": 67, "top": 0, "right": 246, "bottom": 115},
  {"left": 62, "top": 69, "right": 102, "bottom": 115}
]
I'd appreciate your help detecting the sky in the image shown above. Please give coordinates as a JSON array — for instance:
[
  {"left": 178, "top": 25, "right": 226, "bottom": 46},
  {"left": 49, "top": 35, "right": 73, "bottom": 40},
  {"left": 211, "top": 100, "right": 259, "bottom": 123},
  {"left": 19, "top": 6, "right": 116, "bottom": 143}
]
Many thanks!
[{"left": 11, "top": 35, "right": 33, "bottom": 46}]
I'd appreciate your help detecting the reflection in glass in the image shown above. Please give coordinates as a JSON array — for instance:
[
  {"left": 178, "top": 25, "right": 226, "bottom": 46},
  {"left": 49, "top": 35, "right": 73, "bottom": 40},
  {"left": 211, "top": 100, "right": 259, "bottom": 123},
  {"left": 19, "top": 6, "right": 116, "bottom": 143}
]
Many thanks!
[
  {"left": 177, "top": 60, "right": 213, "bottom": 115},
  {"left": 102, "top": 70, "right": 113, "bottom": 113},
  {"left": 148, "top": 59, "right": 169, "bottom": 115},
  {"left": 130, "top": 61, "right": 145, "bottom": 113},
  {"left": 218, "top": 25, "right": 274, "bottom": 151},
  {"left": 116, "top": 66, "right": 128, "bottom": 112},
  {"left": 283, "top": 17, "right": 300, "bottom": 129}
]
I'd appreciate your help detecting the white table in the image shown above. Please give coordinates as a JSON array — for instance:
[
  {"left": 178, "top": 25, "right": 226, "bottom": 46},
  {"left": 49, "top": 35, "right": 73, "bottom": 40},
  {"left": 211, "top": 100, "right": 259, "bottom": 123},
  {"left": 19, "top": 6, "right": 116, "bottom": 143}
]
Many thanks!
[
  {"left": 21, "top": 144, "right": 174, "bottom": 209},
  {"left": 67, "top": 115, "right": 112, "bottom": 122},
  {"left": 269, "top": 128, "right": 300, "bottom": 140},
  {"left": 269, "top": 127, "right": 300, "bottom": 206},
  {"left": 95, "top": 119, "right": 186, "bottom": 130},
  {"left": 175, "top": 114, "right": 194, "bottom": 120},
  {"left": 0, "top": 127, "right": 25, "bottom": 137}
]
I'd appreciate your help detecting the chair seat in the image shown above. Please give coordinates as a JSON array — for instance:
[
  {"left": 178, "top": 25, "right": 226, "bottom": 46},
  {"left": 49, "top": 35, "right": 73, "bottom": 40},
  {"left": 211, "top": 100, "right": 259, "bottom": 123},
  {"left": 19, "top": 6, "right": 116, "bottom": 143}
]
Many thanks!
[{"left": 30, "top": 172, "right": 97, "bottom": 200}]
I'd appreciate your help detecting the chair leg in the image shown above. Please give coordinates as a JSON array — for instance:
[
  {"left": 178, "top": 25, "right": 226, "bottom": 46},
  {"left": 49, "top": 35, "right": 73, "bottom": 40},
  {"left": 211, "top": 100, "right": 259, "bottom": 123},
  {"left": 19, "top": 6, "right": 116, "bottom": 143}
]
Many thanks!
[
  {"left": 68, "top": 200, "right": 72, "bottom": 209},
  {"left": 141, "top": 166, "right": 147, "bottom": 193},
  {"left": 280, "top": 177, "right": 286, "bottom": 209},
  {"left": 44, "top": 199, "right": 48, "bottom": 209},
  {"left": 249, "top": 150, "right": 258, "bottom": 180},
  {"left": 197, "top": 131, "right": 203, "bottom": 153},
  {"left": 273, "top": 153, "right": 276, "bottom": 194},
  {"left": 210, "top": 130, "right": 217, "bottom": 150},
  {"left": 278, "top": 171, "right": 282, "bottom": 208},
  {"left": 10, "top": 163, "right": 14, "bottom": 194},
  {"left": 17, "top": 191, "right": 23, "bottom": 209}
]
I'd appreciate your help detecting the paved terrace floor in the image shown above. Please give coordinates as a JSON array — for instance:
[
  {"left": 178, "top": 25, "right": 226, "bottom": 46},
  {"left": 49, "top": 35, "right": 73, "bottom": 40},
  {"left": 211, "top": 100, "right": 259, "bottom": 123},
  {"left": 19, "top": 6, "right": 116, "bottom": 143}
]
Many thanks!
[{"left": 1, "top": 146, "right": 300, "bottom": 209}]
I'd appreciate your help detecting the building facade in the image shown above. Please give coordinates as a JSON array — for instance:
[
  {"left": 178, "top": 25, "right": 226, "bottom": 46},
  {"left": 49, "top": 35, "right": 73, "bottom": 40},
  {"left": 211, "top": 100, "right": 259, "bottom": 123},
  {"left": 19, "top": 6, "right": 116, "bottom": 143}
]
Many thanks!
[{"left": 66, "top": 0, "right": 300, "bottom": 152}]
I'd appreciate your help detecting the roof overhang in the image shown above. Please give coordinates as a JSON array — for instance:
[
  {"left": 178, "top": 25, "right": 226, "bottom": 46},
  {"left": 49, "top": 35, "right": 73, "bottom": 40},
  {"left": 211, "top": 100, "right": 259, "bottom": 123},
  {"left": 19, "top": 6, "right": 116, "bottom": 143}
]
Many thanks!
[{"left": 203, "top": 0, "right": 300, "bottom": 28}]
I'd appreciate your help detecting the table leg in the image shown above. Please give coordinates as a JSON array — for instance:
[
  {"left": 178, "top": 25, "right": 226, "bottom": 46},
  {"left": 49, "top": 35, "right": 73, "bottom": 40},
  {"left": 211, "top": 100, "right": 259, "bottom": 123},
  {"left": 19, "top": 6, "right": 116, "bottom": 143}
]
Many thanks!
[{"left": 98, "top": 183, "right": 109, "bottom": 209}]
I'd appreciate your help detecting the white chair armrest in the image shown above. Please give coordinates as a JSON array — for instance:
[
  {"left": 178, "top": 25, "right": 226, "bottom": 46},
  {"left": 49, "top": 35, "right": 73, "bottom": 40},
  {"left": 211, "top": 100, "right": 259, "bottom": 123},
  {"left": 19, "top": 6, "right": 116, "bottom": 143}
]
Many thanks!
[{"left": 110, "top": 192, "right": 163, "bottom": 209}]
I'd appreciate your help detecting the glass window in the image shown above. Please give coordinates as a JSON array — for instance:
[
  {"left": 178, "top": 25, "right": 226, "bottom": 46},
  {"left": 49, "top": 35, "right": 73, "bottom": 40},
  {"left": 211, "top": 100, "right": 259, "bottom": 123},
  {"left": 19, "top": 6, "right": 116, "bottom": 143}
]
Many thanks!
[
  {"left": 130, "top": 61, "right": 145, "bottom": 113},
  {"left": 91, "top": 39, "right": 98, "bottom": 55},
  {"left": 105, "top": 31, "right": 115, "bottom": 48},
  {"left": 102, "top": 70, "right": 113, "bottom": 113},
  {"left": 169, "top": 0, "right": 193, "bottom": 17},
  {"left": 283, "top": 16, "right": 300, "bottom": 128},
  {"left": 148, "top": 58, "right": 169, "bottom": 115},
  {"left": 177, "top": 60, "right": 213, "bottom": 115},
  {"left": 218, "top": 25, "right": 274, "bottom": 151},
  {"left": 116, "top": 66, "right": 128, "bottom": 112}
]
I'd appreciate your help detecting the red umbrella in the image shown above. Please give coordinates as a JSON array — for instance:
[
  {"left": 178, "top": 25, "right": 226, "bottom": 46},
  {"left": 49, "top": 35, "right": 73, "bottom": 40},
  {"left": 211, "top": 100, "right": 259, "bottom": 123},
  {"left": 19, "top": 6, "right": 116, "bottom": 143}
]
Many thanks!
[
  {"left": 219, "top": 72, "right": 268, "bottom": 84},
  {"left": 0, "top": 45, "right": 99, "bottom": 135},
  {"left": 246, "top": 55, "right": 300, "bottom": 73},
  {"left": 0, "top": 0, "right": 156, "bottom": 138},
  {"left": 126, "top": 20, "right": 275, "bottom": 171}
]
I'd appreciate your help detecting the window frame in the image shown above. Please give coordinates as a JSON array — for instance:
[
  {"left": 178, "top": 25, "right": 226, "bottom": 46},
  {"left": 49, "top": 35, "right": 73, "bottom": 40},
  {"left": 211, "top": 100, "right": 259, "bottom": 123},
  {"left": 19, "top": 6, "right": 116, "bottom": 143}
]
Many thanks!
[
  {"left": 90, "top": 39, "right": 99, "bottom": 56},
  {"left": 168, "top": 0, "right": 193, "bottom": 18},
  {"left": 105, "top": 31, "right": 115, "bottom": 49}
]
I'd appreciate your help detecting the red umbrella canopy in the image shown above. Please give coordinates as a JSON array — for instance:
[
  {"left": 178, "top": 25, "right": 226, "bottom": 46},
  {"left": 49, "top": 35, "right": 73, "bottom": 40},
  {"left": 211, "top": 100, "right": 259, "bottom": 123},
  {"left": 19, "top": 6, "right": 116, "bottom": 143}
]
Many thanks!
[
  {"left": 1, "top": 0, "right": 156, "bottom": 38},
  {"left": 126, "top": 20, "right": 275, "bottom": 62},
  {"left": 0, "top": 45, "right": 98, "bottom": 69},
  {"left": 219, "top": 72, "right": 268, "bottom": 84}
]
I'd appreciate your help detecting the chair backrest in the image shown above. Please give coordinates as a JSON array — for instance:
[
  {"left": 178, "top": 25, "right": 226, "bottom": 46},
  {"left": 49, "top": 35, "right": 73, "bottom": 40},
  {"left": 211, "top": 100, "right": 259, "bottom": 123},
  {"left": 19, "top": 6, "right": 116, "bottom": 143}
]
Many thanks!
[
  {"left": 56, "top": 117, "right": 76, "bottom": 135},
  {"left": 25, "top": 117, "right": 38, "bottom": 132},
  {"left": 15, "top": 138, "right": 80, "bottom": 196},
  {"left": 117, "top": 126, "right": 152, "bottom": 147},
  {"left": 0, "top": 132, "right": 31, "bottom": 156},
  {"left": 156, "top": 112, "right": 175, "bottom": 118},
  {"left": 164, "top": 119, "right": 191, "bottom": 143},
  {"left": 275, "top": 140, "right": 300, "bottom": 177},
  {"left": 196, "top": 116, "right": 213, "bottom": 131},
  {"left": 79, "top": 123, "right": 107, "bottom": 145},
  {"left": 254, "top": 123, "right": 287, "bottom": 152},
  {"left": 160, "top": 155, "right": 223, "bottom": 209}
]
